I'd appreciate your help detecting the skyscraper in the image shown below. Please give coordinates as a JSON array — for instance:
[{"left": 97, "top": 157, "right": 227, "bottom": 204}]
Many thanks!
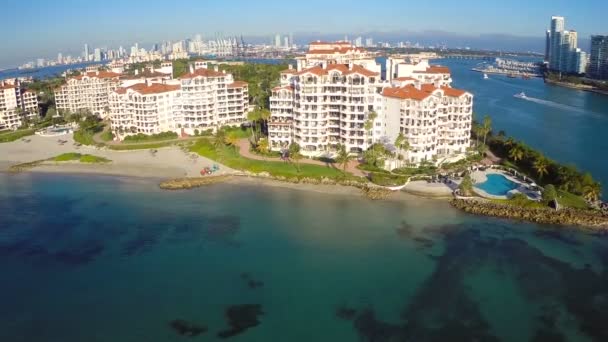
[
  {"left": 549, "top": 16, "right": 565, "bottom": 70},
  {"left": 545, "top": 30, "right": 551, "bottom": 61},
  {"left": 546, "top": 16, "right": 585, "bottom": 74},
  {"left": 94, "top": 48, "right": 102, "bottom": 62},
  {"left": 84, "top": 44, "right": 90, "bottom": 62},
  {"left": 589, "top": 35, "right": 608, "bottom": 80},
  {"left": 275, "top": 34, "right": 282, "bottom": 48}
]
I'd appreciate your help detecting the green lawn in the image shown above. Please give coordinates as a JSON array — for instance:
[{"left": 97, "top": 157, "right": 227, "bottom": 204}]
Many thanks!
[
  {"left": 100, "top": 130, "right": 114, "bottom": 142},
  {"left": 123, "top": 132, "right": 178, "bottom": 143},
  {"left": 556, "top": 190, "right": 589, "bottom": 209},
  {"left": 0, "top": 129, "right": 36, "bottom": 143},
  {"left": 53, "top": 153, "right": 110, "bottom": 163},
  {"left": 190, "top": 139, "right": 345, "bottom": 179},
  {"left": 491, "top": 197, "right": 546, "bottom": 209},
  {"left": 73, "top": 129, "right": 98, "bottom": 146}
]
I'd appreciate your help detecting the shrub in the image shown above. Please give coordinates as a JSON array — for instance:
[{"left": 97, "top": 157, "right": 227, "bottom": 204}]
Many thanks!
[
  {"left": 123, "top": 131, "right": 178, "bottom": 143},
  {"left": 369, "top": 173, "right": 407, "bottom": 186}
]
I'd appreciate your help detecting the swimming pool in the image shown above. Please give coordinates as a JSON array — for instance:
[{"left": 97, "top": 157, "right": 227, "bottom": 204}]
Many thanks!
[{"left": 475, "top": 174, "right": 519, "bottom": 196}]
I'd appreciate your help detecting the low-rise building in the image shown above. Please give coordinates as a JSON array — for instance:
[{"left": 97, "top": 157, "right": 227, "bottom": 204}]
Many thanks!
[{"left": 0, "top": 80, "right": 39, "bottom": 129}]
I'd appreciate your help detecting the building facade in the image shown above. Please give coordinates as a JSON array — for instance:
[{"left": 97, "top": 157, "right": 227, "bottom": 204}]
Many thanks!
[
  {"left": 55, "top": 70, "right": 122, "bottom": 116},
  {"left": 589, "top": 35, "right": 608, "bottom": 80},
  {"left": 0, "top": 80, "right": 39, "bottom": 129},
  {"left": 269, "top": 42, "right": 473, "bottom": 166},
  {"left": 546, "top": 16, "right": 587, "bottom": 74},
  {"left": 108, "top": 64, "right": 249, "bottom": 139},
  {"left": 108, "top": 82, "right": 182, "bottom": 135}
]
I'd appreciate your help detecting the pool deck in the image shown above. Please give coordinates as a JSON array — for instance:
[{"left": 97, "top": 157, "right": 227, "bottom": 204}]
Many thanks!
[{"left": 471, "top": 169, "right": 538, "bottom": 200}]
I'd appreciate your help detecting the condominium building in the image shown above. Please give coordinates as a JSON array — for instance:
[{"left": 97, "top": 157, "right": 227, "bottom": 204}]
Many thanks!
[
  {"left": 381, "top": 81, "right": 473, "bottom": 164},
  {"left": 54, "top": 70, "right": 121, "bottom": 116},
  {"left": 269, "top": 42, "right": 473, "bottom": 166},
  {"left": 108, "top": 82, "right": 182, "bottom": 135},
  {"left": 0, "top": 80, "right": 39, "bottom": 129},
  {"left": 546, "top": 16, "right": 587, "bottom": 74},
  {"left": 270, "top": 62, "right": 383, "bottom": 155},
  {"left": 108, "top": 64, "right": 249, "bottom": 139},
  {"left": 589, "top": 35, "right": 608, "bottom": 80},
  {"left": 178, "top": 65, "right": 249, "bottom": 130},
  {"left": 297, "top": 41, "right": 380, "bottom": 73}
]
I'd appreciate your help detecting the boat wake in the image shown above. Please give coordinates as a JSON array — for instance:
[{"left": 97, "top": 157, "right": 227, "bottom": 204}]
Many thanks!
[{"left": 516, "top": 94, "right": 585, "bottom": 113}]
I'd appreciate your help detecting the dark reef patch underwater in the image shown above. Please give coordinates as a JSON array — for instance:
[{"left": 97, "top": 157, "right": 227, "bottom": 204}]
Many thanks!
[
  {"left": 2, "top": 173, "right": 608, "bottom": 341},
  {"left": 343, "top": 222, "right": 608, "bottom": 342}
]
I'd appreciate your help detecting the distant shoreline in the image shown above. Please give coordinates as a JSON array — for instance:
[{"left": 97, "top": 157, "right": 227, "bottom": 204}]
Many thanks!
[{"left": 544, "top": 78, "right": 608, "bottom": 96}]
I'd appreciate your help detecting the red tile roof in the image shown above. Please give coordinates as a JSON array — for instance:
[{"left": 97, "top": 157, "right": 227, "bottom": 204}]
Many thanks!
[
  {"left": 383, "top": 84, "right": 468, "bottom": 101},
  {"left": 228, "top": 81, "right": 248, "bottom": 88},
  {"left": 114, "top": 83, "right": 181, "bottom": 95},
  {"left": 394, "top": 77, "right": 417, "bottom": 81},
  {"left": 179, "top": 68, "right": 225, "bottom": 79},
  {"left": 307, "top": 47, "right": 365, "bottom": 54},
  {"left": 440, "top": 86, "right": 467, "bottom": 97},
  {"left": 281, "top": 69, "right": 297, "bottom": 74},
  {"left": 0, "top": 83, "right": 16, "bottom": 90},
  {"left": 297, "top": 64, "right": 379, "bottom": 77},
  {"left": 382, "top": 85, "right": 432, "bottom": 101},
  {"left": 413, "top": 66, "right": 451, "bottom": 74},
  {"left": 72, "top": 71, "right": 122, "bottom": 80},
  {"left": 272, "top": 85, "right": 294, "bottom": 92}
]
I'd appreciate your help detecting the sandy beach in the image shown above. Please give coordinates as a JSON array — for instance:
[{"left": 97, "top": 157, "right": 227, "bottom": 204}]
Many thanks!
[
  {"left": 0, "top": 134, "right": 236, "bottom": 178},
  {"left": 0, "top": 134, "right": 454, "bottom": 201}
]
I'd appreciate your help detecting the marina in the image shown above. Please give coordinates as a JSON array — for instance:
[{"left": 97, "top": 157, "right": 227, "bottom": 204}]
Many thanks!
[{"left": 472, "top": 57, "right": 543, "bottom": 78}]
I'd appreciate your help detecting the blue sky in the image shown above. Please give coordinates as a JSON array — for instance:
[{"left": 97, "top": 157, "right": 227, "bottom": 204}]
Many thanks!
[{"left": 2, "top": 0, "right": 607, "bottom": 68}]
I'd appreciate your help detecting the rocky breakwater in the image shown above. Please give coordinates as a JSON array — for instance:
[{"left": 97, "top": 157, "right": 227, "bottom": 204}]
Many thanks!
[
  {"left": 159, "top": 176, "right": 231, "bottom": 190},
  {"left": 450, "top": 199, "right": 608, "bottom": 230}
]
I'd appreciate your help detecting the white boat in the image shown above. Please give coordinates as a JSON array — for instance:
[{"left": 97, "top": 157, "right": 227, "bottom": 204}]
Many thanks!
[
  {"left": 483, "top": 73, "right": 489, "bottom": 79},
  {"left": 514, "top": 92, "right": 527, "bottom": 99}
]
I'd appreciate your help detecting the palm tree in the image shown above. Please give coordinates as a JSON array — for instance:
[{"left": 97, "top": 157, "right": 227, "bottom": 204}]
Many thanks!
[
  {"left": 533, "top": 157, "right": 549, "bottom": 179},
  {"left": 247, "top": 110, "right": 261, "bottom": 142},
  {"left": 214, "top": 128, "right": 226, "bottom": 149},
  {"left": 509, "top": 146, "right": 524, "bottom": 162},
  {"left": 258, "top": 109, "right": 271, "bottom": 137},
  {"left": 225, "top": 131, "right": 239, "bottom": 147},
  {"left": 364, "top": 111, "right": 378, "bottom": 135},
  {"left": 582, "top": 182, "right": 602, "bottom": 202},
  {"left": 394, "top": 132, "right": 410, "bottom": 167},
  {"left": 256, "top": 138, "right": 269, "bottom": 155},
  {"left": 504, "top": 137, "right": 516, "bottom": 148},
  {"left": 335, "top": 144, "right": 354, "bottom": 173},
  {"left": 288, "top": 142, "right": 302, "bottom": 172},
  {"left": 482, "top": 115, "right": 492, "bottom": 146}
]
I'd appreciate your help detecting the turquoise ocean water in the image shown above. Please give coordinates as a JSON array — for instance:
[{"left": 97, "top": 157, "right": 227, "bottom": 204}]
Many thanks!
[{"left": 1, "top": 173, "right": 607, "bottom": 341}]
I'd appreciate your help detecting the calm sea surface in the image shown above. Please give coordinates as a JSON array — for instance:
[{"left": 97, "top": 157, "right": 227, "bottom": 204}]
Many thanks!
[{"left": 1, "top": 173, "right": 608, "bottom": 341}]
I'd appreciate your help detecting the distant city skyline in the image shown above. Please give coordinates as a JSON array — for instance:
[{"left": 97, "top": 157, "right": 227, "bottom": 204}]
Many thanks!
[{"left": 2, "top": 0, "right": 608, "bottom": 68}]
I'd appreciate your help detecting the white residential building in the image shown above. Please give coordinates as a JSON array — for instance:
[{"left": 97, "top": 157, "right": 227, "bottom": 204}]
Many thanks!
[
  {"left": 108, "top": 64, "right": 249, "bottom": 139},
  {"left": 269, "top": 42, "right": 473, "bottom": 166},
  {"left": 108, "top": 82, "right": 182, "bottom": 135},
  {"left": 297, "top": 41, "right": 380, "bottom": 73},
  {"left": 0, "top": 80, "right": 39, "bottom": 129},
  {"left": 381, "top": 82, "right": 473, "bottom": 164},
  {"left": 54, "top": 70, "right": 122, "bottom": 116},
  {"left": 270, "top": 62, "right": 382, "bottom": 155}
]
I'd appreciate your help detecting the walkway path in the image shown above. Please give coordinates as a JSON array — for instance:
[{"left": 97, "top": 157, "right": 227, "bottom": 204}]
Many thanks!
[{"left": 236, "top": 139, "right": 366, "bottom": 177}]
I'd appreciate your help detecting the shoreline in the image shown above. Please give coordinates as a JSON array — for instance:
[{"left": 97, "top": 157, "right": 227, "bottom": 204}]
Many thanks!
[{"left": 544, "top": 78, "right": 608, "bottom": 96}]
